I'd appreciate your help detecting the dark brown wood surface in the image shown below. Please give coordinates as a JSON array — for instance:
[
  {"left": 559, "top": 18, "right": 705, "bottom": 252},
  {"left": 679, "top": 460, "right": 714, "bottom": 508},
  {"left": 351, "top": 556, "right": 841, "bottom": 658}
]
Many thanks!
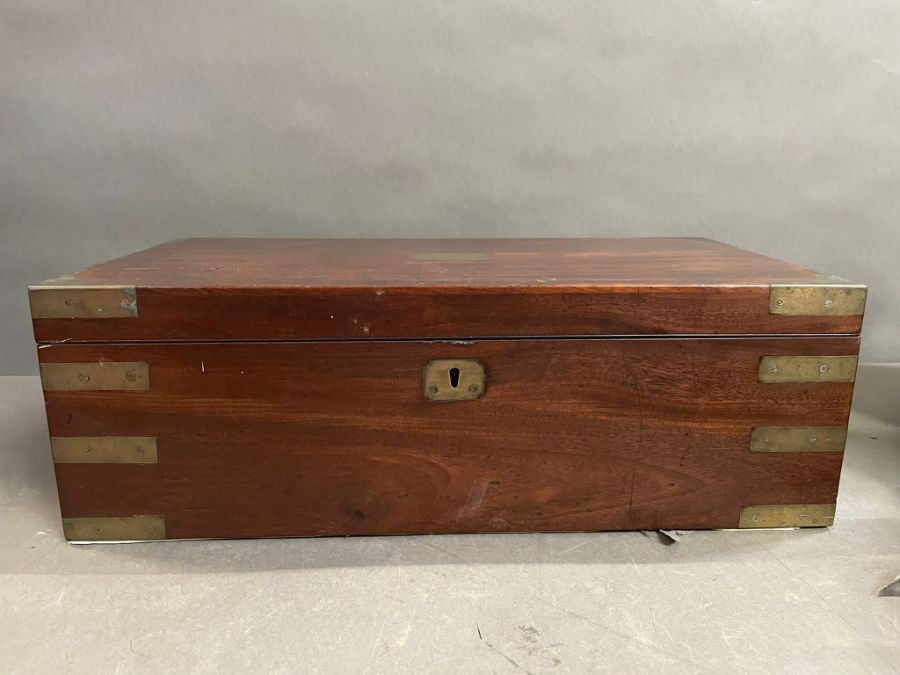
[
  {"left": 41, "top": 336, "right": 858, "bottom": 538},
  {"left": 32, "top": 238, "right": 863, "bottom": 341},
  {"left": 44, "top": 237, "right": 825, "bottom": 286}
]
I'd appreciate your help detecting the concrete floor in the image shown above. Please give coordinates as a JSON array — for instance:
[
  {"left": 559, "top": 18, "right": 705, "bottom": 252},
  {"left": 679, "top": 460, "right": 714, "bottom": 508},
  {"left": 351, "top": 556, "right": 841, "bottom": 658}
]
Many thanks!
[{"left": 1, "top": 366, "right": 898, "bottom": 674}]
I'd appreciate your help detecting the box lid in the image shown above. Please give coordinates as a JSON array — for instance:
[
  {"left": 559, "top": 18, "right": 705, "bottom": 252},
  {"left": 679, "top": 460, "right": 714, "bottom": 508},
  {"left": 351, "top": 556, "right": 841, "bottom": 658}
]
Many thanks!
[{"left": 30, "top": 238, "right": 865, "bottom": 342}]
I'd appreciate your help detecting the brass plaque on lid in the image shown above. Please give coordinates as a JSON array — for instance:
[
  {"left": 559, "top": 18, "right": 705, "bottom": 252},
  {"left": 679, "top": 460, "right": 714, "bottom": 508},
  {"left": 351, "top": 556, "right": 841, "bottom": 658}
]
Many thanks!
[{"left": 408, "top": 252, "right": 493, "bottom": 262}]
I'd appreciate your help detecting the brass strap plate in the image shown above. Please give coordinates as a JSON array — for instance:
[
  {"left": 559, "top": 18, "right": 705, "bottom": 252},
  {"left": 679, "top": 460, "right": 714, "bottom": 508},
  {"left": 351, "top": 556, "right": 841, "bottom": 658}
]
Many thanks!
[
  {"left": 424, "top": 359, "right": 486, "bottom": 401},
  {"left": 769, "top": 284, "right": 866, "bottom": 316},
  {"left": 62, "top": 516, "right": 166, "bottom": 541},
  {"left": 40, "top": 362, "right": 150, "bottom": 391},
  {"left": 51, "top": 436, "right": 158, "bottom": 463},
  {"left": 758, "top": 356, "right": 858, "bottom": 383},
  {"left": 408, "top": 252, "right": 493, "bottom": 262},
  {"left": 29, "top": 285, "right": 138, "bottom": 319},
  {"left": 750, "top": 426, "right": 847, "bottom": 453},
  {"left": 739, "top": 504, "right": 836, "bottom": 528}
]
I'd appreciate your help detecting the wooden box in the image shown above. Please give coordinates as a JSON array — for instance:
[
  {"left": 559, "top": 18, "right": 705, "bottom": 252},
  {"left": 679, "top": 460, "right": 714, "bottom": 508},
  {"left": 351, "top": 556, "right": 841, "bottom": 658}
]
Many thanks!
[{"left": 29, "top": 238, "right": 866, "bottom": 541}]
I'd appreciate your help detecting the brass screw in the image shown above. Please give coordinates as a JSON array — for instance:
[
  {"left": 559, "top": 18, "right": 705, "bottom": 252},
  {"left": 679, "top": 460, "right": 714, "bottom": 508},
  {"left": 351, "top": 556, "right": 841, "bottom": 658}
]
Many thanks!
[
  {"left": 78, "top": 372, "right": 90, "bottom": 383},
  {"left": 125, "top": 370, "right": 137, "bottom": 382},
  {"left": 468, "top": 384, "right": 479, "bottom": 393},
  {"left": 428, "top": 385, "right": 439, "bottom": 394},
  {"left": 819, "top": 364, "right": 829, "bottom": 374},
  {"left": 774, "top": 298, "right": 785, "bottom": 307}
]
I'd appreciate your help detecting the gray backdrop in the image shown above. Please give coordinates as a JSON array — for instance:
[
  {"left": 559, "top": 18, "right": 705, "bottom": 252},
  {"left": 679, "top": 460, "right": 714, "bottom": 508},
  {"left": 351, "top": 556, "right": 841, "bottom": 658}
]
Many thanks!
[{"left": 3, "top": 1, "right": 898, "bottom": 374}]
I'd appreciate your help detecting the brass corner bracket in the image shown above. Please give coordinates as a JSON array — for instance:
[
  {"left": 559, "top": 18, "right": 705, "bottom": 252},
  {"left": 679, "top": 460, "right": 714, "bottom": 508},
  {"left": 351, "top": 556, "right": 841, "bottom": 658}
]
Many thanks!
[
  {"left": 51, "top": 436, "right": 158, "bottom": 463},
  {"left": 62, "top": 515, "right": 166, "bottom": 541},
  {"left": 758, "top": 356, "right": 858, "bottom": 383},
  {"left": 29, "top": 284, "right": 138, "bottom": 319},
  {"left": 750, "top": 427, "right": 847, "bottom": 453},
  {"left": 739, "top": 504, "right": 836, "bottom": 528},
  {"left": 769, "top": 282, "right": 866, "bottom": 316},
  {"left": 40, "top": 362, "right": 150, "bottom": 392}
]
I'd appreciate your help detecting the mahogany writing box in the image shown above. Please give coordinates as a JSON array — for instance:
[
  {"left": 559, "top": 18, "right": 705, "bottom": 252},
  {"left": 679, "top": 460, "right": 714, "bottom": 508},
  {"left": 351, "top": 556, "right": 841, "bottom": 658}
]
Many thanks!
[{"left": 29, "top": 238, "right": 866, "bottom": 541}]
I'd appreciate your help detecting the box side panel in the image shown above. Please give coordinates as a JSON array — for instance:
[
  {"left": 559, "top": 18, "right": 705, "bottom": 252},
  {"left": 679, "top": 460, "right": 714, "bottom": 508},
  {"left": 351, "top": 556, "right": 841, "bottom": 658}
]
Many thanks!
[{"left": 37, "top": 337, "right": 857, "bottom": 539}]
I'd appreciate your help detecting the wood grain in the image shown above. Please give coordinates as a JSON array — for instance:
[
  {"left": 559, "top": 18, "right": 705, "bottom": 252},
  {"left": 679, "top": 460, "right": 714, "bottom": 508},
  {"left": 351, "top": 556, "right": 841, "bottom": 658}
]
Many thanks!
[
  {"left": 45, "top": 238, "right": 825, "bottom": 286},
  {"left": 40, "top": 336, "right": 858, "bottom": 538},
  {"left": 31, "top": 238, "right": 863, "bottom": 342}
]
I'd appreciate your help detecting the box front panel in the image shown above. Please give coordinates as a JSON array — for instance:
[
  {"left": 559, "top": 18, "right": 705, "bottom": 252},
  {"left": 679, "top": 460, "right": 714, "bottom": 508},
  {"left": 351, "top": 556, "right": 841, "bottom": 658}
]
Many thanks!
[{"left": 38, "top": 337, "right": 857, "bottom": 540}]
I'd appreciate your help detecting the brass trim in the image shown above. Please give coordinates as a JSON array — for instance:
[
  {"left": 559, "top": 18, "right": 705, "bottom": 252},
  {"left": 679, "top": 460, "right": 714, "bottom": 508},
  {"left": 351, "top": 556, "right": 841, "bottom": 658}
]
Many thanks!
[
  {"left": 424, "top": 359, "right": 486, "bottom": 401},
  {"left": 51, "top": 436, "right": 157, "bottom": 464},
  {"left": 408, "top": 252, "right": 493, "bottom": 262},
  {"left": 750, "top": 426, "right": 847, "bottom": 453},
  {"left": 40, "top": 362, "right": 150, "bottom": 392},
  {"left": 769, "top": 283, "right": 866, "bottom": 316},
  {"left": 758, "top": 356, "right": 858, "bottom": 383},
  {"left": 62, "top": 516, "right": 166, "bottom": 541},
  {"left": 29, "top": 285, "right": 138, "bottom": 319},
  {"left": 738, "top": 504, "right": 836, "bottom": 528}
]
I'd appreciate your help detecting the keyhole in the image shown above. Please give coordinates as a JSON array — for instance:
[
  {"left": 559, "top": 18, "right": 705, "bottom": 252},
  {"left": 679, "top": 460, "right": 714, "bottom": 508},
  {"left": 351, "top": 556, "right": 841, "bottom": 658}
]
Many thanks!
[{"left": 448, "top": 367, "right": 461, "bottom": 389}]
